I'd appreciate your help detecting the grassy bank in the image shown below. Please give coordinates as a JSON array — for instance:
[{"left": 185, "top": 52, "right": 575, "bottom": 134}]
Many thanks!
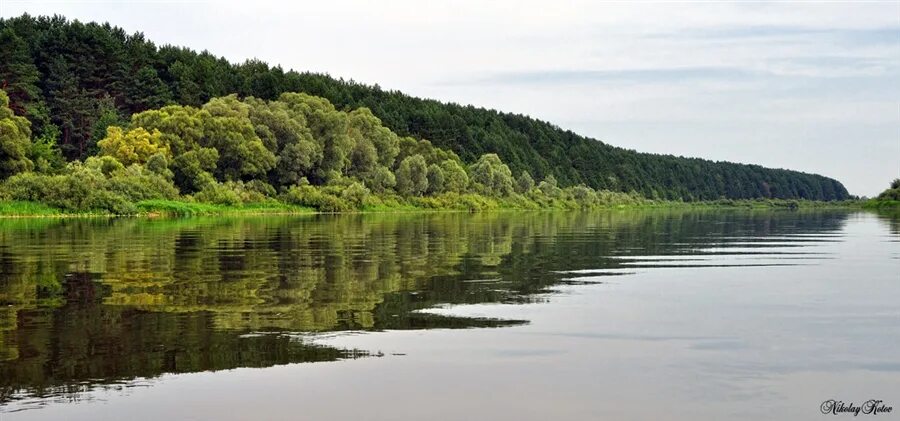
[
  {"left": 0, "top": 197, "right": 864, "bottom": 217},
  {"left": 136, "top": 200, "right": 316, "bottom": 216},
  {"left": 862, "top": 199, "right": 900, "bottom": 210},
  {"left": 0, "top": 199, "right": 316, "bottom": 217},
  {"left": 0, "top": 201, "right": 65, "bottom": 216}
]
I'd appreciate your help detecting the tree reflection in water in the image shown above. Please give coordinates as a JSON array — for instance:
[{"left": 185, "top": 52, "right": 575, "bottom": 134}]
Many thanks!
[{"left": 0, "top": 210, "right": 850, "bottom": 403}]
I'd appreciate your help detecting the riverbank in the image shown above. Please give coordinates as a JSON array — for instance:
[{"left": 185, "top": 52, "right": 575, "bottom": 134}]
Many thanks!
[
  {"left": 863, "top": 199, "right": 900, "bottom": 209},
  {"left": 0, "top": 200, "right": 316, "bottom": 217},
  {"left": 0, "top": 197, "right": 864, "bottom": 217}
]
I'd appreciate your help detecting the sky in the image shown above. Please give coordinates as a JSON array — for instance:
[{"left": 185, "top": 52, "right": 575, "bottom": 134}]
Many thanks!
[{"left": 2, "top": 1, "right": 898, "bottom": 196}]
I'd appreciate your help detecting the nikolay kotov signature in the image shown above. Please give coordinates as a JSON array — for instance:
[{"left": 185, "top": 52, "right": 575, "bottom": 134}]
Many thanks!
[{"left": 821, "top": 400, "right": 893, "bottom": 416}]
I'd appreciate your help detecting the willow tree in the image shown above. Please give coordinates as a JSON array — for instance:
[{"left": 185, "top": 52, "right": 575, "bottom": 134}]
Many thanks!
[
  {"left": 516, "top": 171, "right": 535, "bottom": 193},
  {"left": 426, "top": 164, "right": 445, "bottom": 195},
  {"left": 97, "top": 126, "right": 170, "bottom": 165},
  {"left": 396, "top": 154, "right": 428, "bottom": 196},
  {"left": 348, "top": 107, "right": 399, "bottom": 168},
  {"left": 470, "top": 153, "right": 513, "bottom": 196},
  {"left": 201, "top": 95, "right": 276, "bottom": 181},
  {"left": 0, "top": 90, "right": 34, "bottom": 178},
  {"left": 440, "top": 159, "right": 469, "bottom": 193},
  {"left": 278, "top": 93, "right": 352, "bottom": 183},
  {"left": 245, "top": 96, "right": 321, "bottom": 187}
]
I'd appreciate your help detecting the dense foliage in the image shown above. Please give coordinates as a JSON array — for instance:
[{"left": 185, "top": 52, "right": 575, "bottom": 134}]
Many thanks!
[
  {"left": 0, "top": 88, "right": 647, "bottom": 213},
  {"left": 877, "top": 179, "right": 900, "bottom": 201},
  {"left": 865, "top": 179, "right": 900, "bottom": 209},
  {"left": 0, "top": 14, "right": 849, "bottom": 202}
]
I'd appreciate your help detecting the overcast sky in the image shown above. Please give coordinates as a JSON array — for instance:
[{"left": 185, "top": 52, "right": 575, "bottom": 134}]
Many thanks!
[{"left": 3, "top": 1, "right": 898, "bottom": 196}]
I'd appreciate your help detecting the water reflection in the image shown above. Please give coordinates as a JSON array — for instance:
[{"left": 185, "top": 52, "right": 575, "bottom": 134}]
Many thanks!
[{"left": 0, "top": 210, "right": 852, "bottom": 408}]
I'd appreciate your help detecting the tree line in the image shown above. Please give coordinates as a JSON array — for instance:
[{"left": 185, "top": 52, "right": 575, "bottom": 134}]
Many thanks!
[
  {"left": 0, "top": 14, "right": 850, "bottom": 201},
  {"left": 0, "top": 89, "right": 648, "bottom": 213}
]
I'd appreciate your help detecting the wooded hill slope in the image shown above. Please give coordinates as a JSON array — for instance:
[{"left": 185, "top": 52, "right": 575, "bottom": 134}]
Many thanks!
[{"left": 0, "top": 14, "right": 850, "bottom": 200}]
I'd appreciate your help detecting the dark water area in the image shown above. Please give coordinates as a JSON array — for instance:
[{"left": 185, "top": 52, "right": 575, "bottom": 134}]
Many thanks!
[{"left": 0, "top": 210, "right": 897, "bottom": 420}]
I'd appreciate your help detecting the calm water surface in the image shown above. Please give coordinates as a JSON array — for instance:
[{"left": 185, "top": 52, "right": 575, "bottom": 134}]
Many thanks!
[{"left": 0, "top": 210, "right": 898, "bottom": 420}]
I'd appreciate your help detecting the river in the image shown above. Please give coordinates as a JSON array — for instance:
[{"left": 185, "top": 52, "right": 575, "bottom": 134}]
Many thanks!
[{"left": 1, "top": 210, "right": 897, "bottom": 420}]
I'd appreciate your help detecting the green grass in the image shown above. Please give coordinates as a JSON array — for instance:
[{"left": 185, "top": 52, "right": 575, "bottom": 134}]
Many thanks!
[
  {"left": 633, "top": 199, "right": 863, "bottom": 210},
  {"left": 135, "top": 199, "right": 315, "bottom": 216},
  {"left": 863, "top": 199, "right": 900, "bottom": 209},
  {"left": 0, "top": 201, "right": 63, "bottom": 216},
  {"left": 0, "top": 197, "right": 866, "bottom": 218},
  {"left": 360, "top": 203, "right": 421, "bottom": 212}
]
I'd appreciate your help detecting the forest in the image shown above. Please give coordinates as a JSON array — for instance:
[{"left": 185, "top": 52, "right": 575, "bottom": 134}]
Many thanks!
[
  {"left": 0, "top": 14, "right": 851, "bottom": 214},
  {"left": 1, "top": 88, "right": 655, "bottom": 213}
]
